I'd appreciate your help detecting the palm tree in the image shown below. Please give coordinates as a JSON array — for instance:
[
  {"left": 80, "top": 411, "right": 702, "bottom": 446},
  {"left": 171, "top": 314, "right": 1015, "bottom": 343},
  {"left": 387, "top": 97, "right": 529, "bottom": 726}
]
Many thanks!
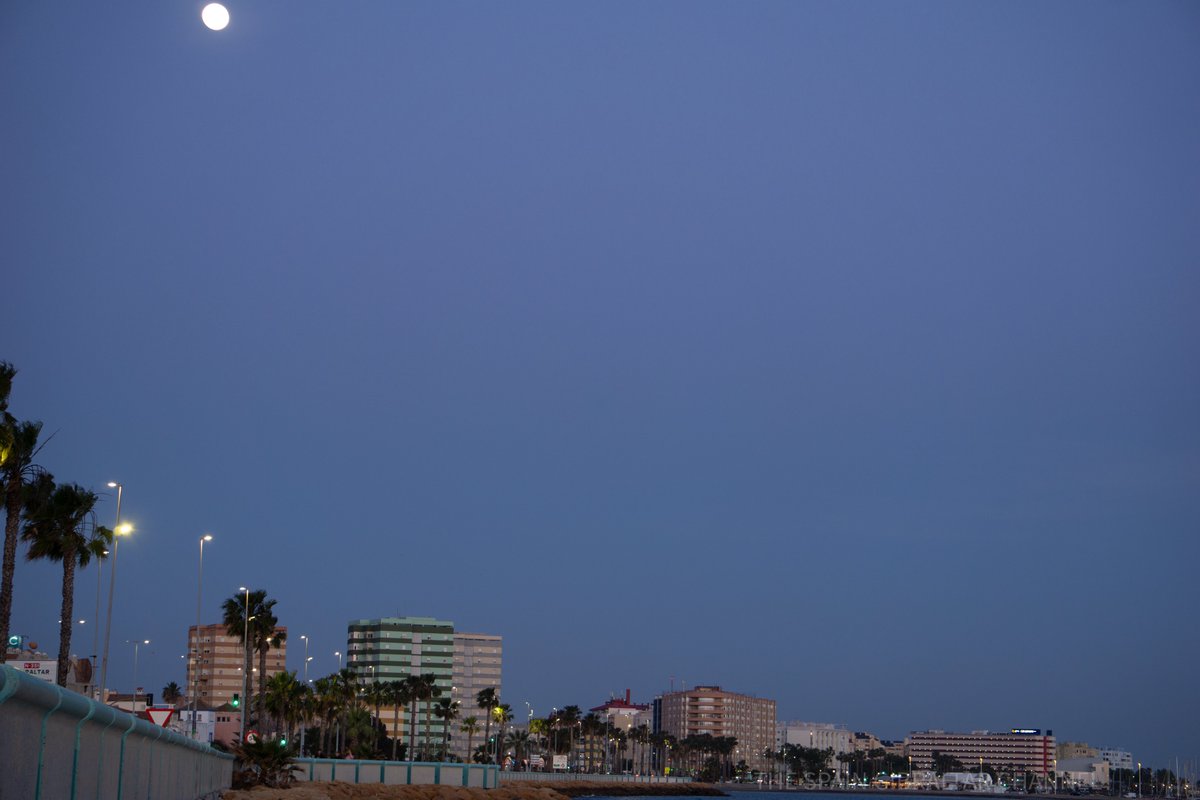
[
  {"left": 402, "top": 674, "right": 426, "bottom": 759},
  {"left": 221, "top": 590, "right": 268, "bottom": 722},
  {"left": 0, "top": 361, "right": 44, "bottom": 654},
  {"left": 509, "top": 728, "right": 531, "bottom": 766},
  {"left": 460, "top": 716, "right": 479, "bottom": 762},
  {"left": 529, "top": 717, "right": 550, "bottom": 766},
  {"left": 263, "top": 670, "right": 305, "bottom": 740},
  {"left": 364, "top": 681, "right": 388, "bottom": 726},
  {"left": 475, "top": 687, "right": 498, "bottom": 763},
  {"left": 385, "top": 679, "right": 411, "bottom": 760},
  {"left": 21, "top": 476, "right": 110, "bottom": 687},
  {"left": 493, "top": 703, "right": 513, "bottom": 766},
  {"left": 419, "top": 674, "right": 442, "bottom": 759},
  {"left": 558, "top": 705, "right": 582, "bottom": 771},
  {"left": 250, "top": 601, "right": 285, "bottom": 723},
  {"left": 334, "top": 668, "right": 361, "bottom": 753},
  {"left": 630, "top": 724, "right": 650, "bottom": 775},
  {"left": 313, "top": 675, "right": 340, "bottom": 755},
  {"left": 433, "top": 697, "right": 460, "bottom": 760},
  {"left": 343, "top": 706, "right": 377, "bottom": 758},
  {"left": 162, "top": 681, "right": 184, "bottom": 706}
]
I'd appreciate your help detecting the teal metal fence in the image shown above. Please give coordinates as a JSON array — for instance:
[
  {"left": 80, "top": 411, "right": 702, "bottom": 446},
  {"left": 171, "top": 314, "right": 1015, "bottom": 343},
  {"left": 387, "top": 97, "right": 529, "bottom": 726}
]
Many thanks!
[
  {"left": 0, "top": 665, "right": 233, "bottom": 800},
  {"left": 295, "top": 758, "right": 499, "bottom": 787}
]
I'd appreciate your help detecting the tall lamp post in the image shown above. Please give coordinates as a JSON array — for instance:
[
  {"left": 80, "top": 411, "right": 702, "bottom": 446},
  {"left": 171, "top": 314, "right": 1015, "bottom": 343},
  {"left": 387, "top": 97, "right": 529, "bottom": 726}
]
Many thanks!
[
  {"left": 91, "top": 548, "right": 106, "bottom": 697},
  {"left": 190, "top": 534, "right": 213, "bottom": 737},
  {"left": 98, "top": 480, "right": 126, "bottom": 704},
  {"left": 129, "top": 638, "right": 150, "bottom": 705},
  {"left": 238, "top": 586, "right": 251, "bottom": 743},
  {"left": 299, "top": 634, "right": 309, "bottom": 754}
]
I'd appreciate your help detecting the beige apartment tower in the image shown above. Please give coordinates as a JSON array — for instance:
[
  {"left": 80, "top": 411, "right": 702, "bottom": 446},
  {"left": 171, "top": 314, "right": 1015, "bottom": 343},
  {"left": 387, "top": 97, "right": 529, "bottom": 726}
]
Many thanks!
[
  {"left": 450, "top": 632, "right": 503, "bottom": 760},
  {"left": 659, "top": 685, "right": 776, "bottom": 772},
  {"left": 186, "top": 623, "right": 287, "bottom": 707}
]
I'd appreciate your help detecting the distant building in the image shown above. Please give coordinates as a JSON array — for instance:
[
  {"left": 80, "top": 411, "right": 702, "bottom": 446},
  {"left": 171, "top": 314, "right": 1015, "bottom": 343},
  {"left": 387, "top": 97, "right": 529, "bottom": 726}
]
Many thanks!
[
  {"left": 346, "top": 616, "right": 460, "bottom": 758},
  {"left": 174, "top": 707, "right": 238, "bottom": 746},
  {"left": 450, "top": 631, "right": 503, "bottom": 760},
  {"left": 1099, "top": 748, "right": 1133, "bottom": 770},
  {"left": 908, "top": 729, "right": 1056, "bottom": 778},
  {"left": 659, "top": 685, "right": 776, "bottom": 772},
  {"left": 1058, "top": 757, "right": 1110, "bottom": 788},
  {"left": 854, "top": 731, "right": 884, "bottom": 752},
  {"left": 106, "top": 692, "right": 154, "bottom": 714},
  {"left": 4, "top": 648, "right": 93, "bottom": 696},
  {"left": 591, "top": 690, "right": 652, "bottom": 731},
  {"left": 778, "top": 722, "right": 853, "bottom": 774},
  {"left": 186, "top": 622, "right": 287, "bottom": 707},
  {"left": 1058, "top": 742, "right": 1098, "bottom": 761}
]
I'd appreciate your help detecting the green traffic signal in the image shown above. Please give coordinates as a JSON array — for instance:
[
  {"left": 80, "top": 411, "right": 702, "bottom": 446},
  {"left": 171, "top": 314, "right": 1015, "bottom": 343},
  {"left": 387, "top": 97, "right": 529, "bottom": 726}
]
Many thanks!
[{"left": 231, "top": 693, "right": 240, "bottom": 708}]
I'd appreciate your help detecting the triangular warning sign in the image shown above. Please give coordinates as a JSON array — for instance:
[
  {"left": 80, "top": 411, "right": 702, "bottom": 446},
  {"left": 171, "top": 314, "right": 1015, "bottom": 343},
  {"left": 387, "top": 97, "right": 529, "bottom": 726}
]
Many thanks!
[{"left": 147, "top": 707, "right": 174, "bottom": 727}]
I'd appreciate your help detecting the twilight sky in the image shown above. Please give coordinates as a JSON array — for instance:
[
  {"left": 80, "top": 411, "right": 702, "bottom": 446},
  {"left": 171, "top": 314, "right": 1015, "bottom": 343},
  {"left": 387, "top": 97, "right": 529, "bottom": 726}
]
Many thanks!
[{"left": 3, "top": 1, "right": 1198, "bottom": 767}]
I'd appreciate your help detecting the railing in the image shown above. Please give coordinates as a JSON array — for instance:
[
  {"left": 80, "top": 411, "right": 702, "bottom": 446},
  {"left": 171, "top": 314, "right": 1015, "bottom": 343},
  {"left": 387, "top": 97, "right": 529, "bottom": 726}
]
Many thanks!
[
  {"left": 295, "top": 758, "right": 500, "bottom": 787},
  {"left": 0, "top": 665, "right": 233, "bottom": 800}
]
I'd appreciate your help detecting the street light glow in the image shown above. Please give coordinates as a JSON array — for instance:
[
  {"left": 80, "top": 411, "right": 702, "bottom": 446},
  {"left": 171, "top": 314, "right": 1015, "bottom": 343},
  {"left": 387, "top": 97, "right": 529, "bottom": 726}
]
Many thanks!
[{"left": 201, "top": 3, "right": 230, "bottom": 31}]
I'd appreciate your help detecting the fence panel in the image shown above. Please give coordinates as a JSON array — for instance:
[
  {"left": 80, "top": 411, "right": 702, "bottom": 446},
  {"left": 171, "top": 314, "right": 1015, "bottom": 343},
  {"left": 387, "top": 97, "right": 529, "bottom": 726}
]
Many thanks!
[{"left": 0, "top": 666, "right": 233, "bottom": 800}]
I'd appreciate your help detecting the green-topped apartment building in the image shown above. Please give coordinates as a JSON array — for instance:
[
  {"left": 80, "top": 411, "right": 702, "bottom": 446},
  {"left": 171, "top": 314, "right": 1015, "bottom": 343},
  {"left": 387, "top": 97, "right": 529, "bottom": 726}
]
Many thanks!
[{"left": 346, "top": 616, "right": 502, "bottom": 761}]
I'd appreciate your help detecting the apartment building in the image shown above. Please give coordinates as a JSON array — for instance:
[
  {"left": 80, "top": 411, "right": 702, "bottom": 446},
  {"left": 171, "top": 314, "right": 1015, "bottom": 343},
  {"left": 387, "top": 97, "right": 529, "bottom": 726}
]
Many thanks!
[
  {"left": 908, "top": 729, "right": 1057, "bottom": 777},
  {"left": 659, "top": 685, "right": 776, "bottom": 772},
  {"left": 450, "top": 631, "right": 503, "bottom": 760},
  {"left": 346, "top": 617, "right": 456, "bottom": 757},
  {"left": 186, "top": 622, "right": 287, "bottom": 707}
]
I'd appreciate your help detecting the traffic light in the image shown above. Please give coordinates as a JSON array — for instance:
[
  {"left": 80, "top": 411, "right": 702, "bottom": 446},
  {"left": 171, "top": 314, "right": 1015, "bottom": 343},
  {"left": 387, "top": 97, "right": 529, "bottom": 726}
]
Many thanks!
[
  {"left": 231, "top": 693, "right": 240, "bottom": 708},
  {"left": 279, "top": 737, "right": 287, "bottom": 746}
]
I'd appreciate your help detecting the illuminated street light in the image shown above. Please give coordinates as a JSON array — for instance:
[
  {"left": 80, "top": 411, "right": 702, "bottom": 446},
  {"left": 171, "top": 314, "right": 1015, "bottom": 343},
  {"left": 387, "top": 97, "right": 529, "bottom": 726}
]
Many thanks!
[
  {"left": 238, "top": 586, "right": 251, "bottom": 741},
  {"left": 190, "top": 534, "right": 213, "bottom": 737},
  {"left": 98, "top": 481, "right": 127, "bottom": 704},
  {"left": 128, "top": 638, "right": 150, "bottom": 704}
]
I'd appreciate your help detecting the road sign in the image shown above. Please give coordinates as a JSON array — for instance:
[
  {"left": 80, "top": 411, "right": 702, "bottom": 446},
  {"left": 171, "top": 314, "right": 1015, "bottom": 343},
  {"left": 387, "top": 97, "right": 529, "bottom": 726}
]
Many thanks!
[
  {"left": 245, "top": 730, "right": 259, "bottom": 744},
  {"left": 147, "top": 707, "right": 174, "bottom": 727}
]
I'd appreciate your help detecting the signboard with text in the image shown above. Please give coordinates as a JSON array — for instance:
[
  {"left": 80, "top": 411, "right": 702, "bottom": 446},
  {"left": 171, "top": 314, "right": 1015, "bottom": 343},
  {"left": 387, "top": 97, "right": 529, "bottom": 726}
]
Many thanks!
[
  {"left": 552, "top": 754, "right": 568, "bottom": 771},
  {"left": 14, "top": 661, "right": 55, "bottom": 682}
]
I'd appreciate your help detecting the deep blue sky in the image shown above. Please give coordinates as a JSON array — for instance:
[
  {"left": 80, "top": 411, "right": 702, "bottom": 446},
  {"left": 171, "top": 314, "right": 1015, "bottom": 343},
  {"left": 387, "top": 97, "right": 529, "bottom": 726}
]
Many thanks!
[{"left": 3, "top": 1, "right": 1198, "bottom": 767}]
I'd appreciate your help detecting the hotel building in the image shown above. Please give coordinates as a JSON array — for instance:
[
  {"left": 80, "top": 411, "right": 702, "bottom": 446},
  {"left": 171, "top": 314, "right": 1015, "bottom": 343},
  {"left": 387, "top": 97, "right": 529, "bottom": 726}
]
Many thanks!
[
  {"left": 908, "top": 729, "right": 1057, "bottom": 777},
  {"left": 186, "top": 622, "right": 287, "bottom": 707},
  {"left": 659, "top": 685, "right": 776, "bottom": 772}
]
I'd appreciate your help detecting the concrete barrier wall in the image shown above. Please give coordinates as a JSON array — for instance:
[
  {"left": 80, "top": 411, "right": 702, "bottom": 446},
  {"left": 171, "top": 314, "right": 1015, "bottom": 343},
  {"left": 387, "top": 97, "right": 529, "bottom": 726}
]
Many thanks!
[
  {"left": 296, "top": 758, "right": 499, "bottom": 787},
  {"left": 0, "top": 665, "right": 233, "bottom": 800}
]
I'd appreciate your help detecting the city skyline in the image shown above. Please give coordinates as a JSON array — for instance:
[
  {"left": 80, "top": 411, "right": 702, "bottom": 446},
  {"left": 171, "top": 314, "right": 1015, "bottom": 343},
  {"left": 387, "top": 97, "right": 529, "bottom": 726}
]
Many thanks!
[{"left": 3, "top": 0, "right": 1197, "bottom": 770}]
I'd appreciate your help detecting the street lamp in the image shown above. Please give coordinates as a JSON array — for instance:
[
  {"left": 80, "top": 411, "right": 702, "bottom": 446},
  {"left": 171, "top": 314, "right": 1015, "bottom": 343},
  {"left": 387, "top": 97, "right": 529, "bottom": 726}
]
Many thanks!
[
  {"left": 238, "top": 586, "right": 251, "bottom": 742},
  {"left": 334, "top": 650, "right": 341, "bottom": 669},
  {"left": 91, "top": 548, "right": 107, "bottom": 696},
  {"left": 190, "top": 534, "right": 213, "bottom": 737},
  {"left": 300, "top": 634, "right": 310, "bottom": 755},
  {"left": 98, "top": 480, "right": 127, "bottom": 704},
  {"left": 129, "top": 638, "right": 150, "bottom": 704}
]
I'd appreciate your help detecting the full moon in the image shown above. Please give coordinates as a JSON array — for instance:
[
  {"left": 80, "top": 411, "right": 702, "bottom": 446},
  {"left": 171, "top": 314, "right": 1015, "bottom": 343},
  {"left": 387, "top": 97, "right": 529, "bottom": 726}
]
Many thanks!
[{"left": 201, "top": 3, "right": 230, "bottom": 31}]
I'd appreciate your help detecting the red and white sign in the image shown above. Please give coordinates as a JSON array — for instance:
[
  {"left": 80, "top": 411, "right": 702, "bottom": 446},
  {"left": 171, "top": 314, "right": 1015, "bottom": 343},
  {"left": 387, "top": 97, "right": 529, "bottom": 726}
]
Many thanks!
[
  {"left": 147, "top": 707, "right": 174, "bottom": 727},
  {"left": 245, "top": 729, "right": 259, "bottom": 744},
  {"left": 14, "top": 661, "right": 55, "bottom": 683}
]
